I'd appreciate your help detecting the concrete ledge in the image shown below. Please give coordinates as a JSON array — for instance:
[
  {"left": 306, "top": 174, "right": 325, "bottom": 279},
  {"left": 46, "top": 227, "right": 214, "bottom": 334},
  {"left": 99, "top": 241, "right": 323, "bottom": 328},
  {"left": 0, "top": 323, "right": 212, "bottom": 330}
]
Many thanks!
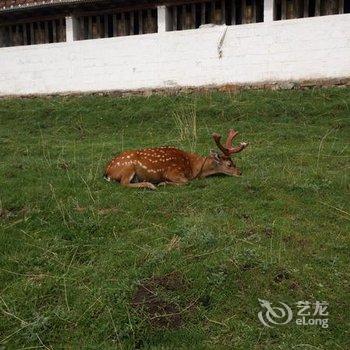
[{"left": 1, "top": 78, "right": 349, "bottom": 99}]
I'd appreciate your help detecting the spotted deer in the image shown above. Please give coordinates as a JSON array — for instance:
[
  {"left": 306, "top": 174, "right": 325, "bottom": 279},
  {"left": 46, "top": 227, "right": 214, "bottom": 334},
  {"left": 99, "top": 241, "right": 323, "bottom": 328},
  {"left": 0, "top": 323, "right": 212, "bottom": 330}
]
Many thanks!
[{"left": 104, "top": 129, "right": 248, "bottom": 190}]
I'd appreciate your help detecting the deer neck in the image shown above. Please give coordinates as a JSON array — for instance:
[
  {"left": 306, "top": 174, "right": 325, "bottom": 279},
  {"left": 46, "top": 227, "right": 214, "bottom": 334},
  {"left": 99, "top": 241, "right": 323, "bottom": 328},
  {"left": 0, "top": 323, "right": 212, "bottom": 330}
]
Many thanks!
[{"left": 187, "top": 153, "right": 209, "bottom": 179}]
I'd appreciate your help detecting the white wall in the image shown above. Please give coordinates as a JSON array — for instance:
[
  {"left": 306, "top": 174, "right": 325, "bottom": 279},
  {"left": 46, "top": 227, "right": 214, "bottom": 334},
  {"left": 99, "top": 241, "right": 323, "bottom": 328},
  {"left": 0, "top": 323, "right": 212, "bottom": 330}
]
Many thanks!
[{"left": 0, "top": 14, "right": 350, "bottom": 96}]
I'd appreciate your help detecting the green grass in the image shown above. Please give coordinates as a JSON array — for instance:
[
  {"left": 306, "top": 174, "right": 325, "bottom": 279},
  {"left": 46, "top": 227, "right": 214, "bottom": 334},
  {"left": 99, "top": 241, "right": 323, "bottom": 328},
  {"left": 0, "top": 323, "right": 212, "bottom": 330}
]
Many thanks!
[{"left": 0, "top": 89, "right": 349, "bottom": 349}]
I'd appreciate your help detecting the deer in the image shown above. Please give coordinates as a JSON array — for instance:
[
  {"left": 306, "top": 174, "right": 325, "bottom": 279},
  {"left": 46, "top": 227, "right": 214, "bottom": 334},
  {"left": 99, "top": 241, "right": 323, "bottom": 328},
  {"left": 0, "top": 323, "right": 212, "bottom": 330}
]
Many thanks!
[{"left": 104, "top": 129, "right": 248, "bottom": 190}]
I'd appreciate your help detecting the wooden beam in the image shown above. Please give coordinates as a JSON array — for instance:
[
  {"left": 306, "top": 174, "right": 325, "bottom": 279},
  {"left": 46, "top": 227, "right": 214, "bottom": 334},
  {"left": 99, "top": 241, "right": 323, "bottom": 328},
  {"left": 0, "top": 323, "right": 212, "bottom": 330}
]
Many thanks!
[
  {"left": 173, "top": 6, "right": 178, "bottom": 30},
  {"left": 303, "top": 0, "right": 309, "bottom": 17},
  {"left": 37, "top": 22, "right": 43, "bottom": 44},
  {"left": 121, "top": 12, "right": 126, "bottom": 35},
  {"left": 62, "top": 18, "right": 66, "bottom": 42},
  {"left": 146, "top": 9, "right": 152, "bottom": 33},
  {"left": 281, "top": 0, "right": 287, "bottom": 20},
  {"left": 14, "top": 25, "right": 20, "bottom": 46},
  {"left": 315, "top": 0, "right": 321, "bottom": 16},
  {"left": 182, "top": 5, "right": 186, "bottom": 29},
  {"left": 79, "top": 17, "right": 84, "bottom": 40},
  {"left": 8, "top": 26, "right": 13, "bottom": 46},
  {"left": 138, "top": 10, "right": 143, "bottom": 34},
  {"left": 52, "top": 19, "right": 57, "bottom": 42},
  {"left": 221, "top": 0, "right": 226, "bottom": 24},
  {"left": 241, "top": 0, "right": 246, "bottom": 23},
  {"left": 191, "top": 3, "right": 196, "bottom": 28},
  {"left": 0, "top": 27, "right": 5, "bottom": 47},
  {"left": 211, "top": 1, "right": 215, "bottom": 23},
  {"left": 4, "top": 26, "right": 9, "bottom": 47},
  {"left": 44, "top": 21, "right": 49, "bottom": 43},
  {"left": 40, "top": 22, "right": 45, "bottom": 43},
  {"left": 22, "top": 23, "right": 27, "bottom": 45},
  {"left": 231, "top": 0, "right": 236, "bottom": 25},
  {"left": 104, "top": 14, "right": 108, "bottom": 38},
  {"left": 252, "top": 0, "right": 256, "bottom": 23},
  {"left": 130, "top": 11, "right": 135, "bottom": 35},
  {"left": 201, "top": 3, "right": 206, "bottom": 25},
  {"left": 30, "top": 22, "right": 34, "bottom": 44},
  {"left": 88, "top": 16, "right": 93, "bottom": 39},
  {"left": 294, "top": 0, "right": 300, "bottom": 18},
  {"left": 57, "top": 19, "right": 61, "bottom": 42},
  {"left": 112, "top": 14, "right": 117, "bottom": 36},
  {"left": 96, "top": 15, "right": 101, "bottom": 38},
  {"left": 322, "top": 0, "right": 327, "bottom": 14}
]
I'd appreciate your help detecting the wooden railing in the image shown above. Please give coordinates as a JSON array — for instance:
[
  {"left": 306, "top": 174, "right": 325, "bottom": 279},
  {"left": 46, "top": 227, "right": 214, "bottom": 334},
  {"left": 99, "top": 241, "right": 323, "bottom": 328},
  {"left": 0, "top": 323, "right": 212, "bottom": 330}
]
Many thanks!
[
  {"left": 0, "top": 18, "right": 66, "bottom": 47},
  {"left": 75, "top": 8, "right": 158, "bottom": 40},
  {"left": 168, "top": 0, "right": 264, "bottom": 30},
  {"left": 275, "top": 0, "right": 345, "bottom": 20}
]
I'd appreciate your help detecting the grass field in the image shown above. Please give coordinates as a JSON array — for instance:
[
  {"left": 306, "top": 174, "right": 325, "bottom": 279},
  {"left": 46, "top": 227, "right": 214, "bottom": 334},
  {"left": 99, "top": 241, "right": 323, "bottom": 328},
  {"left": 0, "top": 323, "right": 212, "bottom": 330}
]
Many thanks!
[{"left": 0, "top": 88, "right": 349, "bottom": 349}]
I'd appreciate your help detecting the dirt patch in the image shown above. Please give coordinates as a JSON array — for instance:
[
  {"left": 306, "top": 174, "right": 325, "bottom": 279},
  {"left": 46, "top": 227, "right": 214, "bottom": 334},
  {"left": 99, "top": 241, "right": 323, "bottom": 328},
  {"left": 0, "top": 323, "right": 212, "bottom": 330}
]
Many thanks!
[
  {"left": 132, "top": 272, "right": 192, "bottom": 329},
  {"left": 75, "top": 205, "right": 86, "bottom": 213},
  {"left": 264, "top": 227, "right": 273, "bottom": 237},
  {"left": 97, "top": 207, "right": 120, "bottom": 215},
  {"left": 58, "top": 161, "right": 70, "bottom": 171},
  {"left": 241, "top": 262, "right": 258, "bottom": 270},
  {"left": 289, "top": 281, "right": 300, "bottom": 290},
  {"left": 0, "top": 208, "right": 10, "bottom": 219},
  {"left": 273, "top": 269, "right": 291, "bottom": 283},
  {"left": 166, "top": 235, "right": 181, "bottom": 252},
  {"left": 74, "top": 206, "right": 119, "bottom": 215},
  {"left": 0, "top": 206, "right": 29, "bottom": 220},
  {"left": 283, "top": 235, "right": 311, "bottom": 247}
]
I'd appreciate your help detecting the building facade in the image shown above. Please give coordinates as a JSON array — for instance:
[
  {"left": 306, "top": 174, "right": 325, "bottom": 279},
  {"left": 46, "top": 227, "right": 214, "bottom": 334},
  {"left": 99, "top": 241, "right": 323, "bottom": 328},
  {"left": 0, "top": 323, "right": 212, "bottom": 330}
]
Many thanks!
[{"left": 0, "top": 0, "right": 349, "bottom": 95}]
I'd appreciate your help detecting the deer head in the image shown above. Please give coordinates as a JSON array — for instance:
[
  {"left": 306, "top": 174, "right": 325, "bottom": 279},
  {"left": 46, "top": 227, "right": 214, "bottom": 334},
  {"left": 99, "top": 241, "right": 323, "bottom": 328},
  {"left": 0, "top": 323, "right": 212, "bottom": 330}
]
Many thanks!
[{"left": 201, "top": 129, "right": 248, "bottom": 177}]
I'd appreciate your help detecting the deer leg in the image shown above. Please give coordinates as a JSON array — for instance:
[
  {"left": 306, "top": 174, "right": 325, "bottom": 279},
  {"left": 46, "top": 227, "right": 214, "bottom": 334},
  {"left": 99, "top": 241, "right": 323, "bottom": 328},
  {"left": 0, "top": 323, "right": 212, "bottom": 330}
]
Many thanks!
[
  {"left": 158, "top": 181, "right": 187, "bottom": 187},
  {"left": 120, "top": 170, "right": 156, "bottom": 190},
  {"left": 123, "top": 182, "right": 157, "bottom": 190},
  {"left": 163, "top": 172, "right": 189, "bottom": 186}
]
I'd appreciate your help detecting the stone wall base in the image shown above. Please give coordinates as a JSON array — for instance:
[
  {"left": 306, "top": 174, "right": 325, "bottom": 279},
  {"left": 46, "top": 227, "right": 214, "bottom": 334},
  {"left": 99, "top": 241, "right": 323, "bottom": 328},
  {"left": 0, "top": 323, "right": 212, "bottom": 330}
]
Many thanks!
[{"left": 1, "top": 78, "right": 350, "bottom": 99}]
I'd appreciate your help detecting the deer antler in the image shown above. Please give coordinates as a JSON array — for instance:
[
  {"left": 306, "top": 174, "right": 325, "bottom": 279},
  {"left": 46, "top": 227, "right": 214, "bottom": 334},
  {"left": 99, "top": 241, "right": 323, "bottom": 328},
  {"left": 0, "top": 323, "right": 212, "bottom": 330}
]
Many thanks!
[
  {"left": 212, "top": 129, "right": 248, "bottom": 156},
  {"left": 212, "top": 133, "right": 229, "bottom": 156}
]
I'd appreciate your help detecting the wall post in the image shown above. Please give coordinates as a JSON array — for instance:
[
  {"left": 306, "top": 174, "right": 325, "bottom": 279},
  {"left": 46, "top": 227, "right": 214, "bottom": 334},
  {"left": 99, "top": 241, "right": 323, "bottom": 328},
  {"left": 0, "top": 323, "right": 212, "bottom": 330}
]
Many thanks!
[
  {"left": 65, "top": 16, "right": 79, "bottom": 42},
  {"left": 264, "top": 0, "right": 275, "bottom": 22},
  {"left": 157, "top": 5, "right": 172, "bottom": 32}
]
